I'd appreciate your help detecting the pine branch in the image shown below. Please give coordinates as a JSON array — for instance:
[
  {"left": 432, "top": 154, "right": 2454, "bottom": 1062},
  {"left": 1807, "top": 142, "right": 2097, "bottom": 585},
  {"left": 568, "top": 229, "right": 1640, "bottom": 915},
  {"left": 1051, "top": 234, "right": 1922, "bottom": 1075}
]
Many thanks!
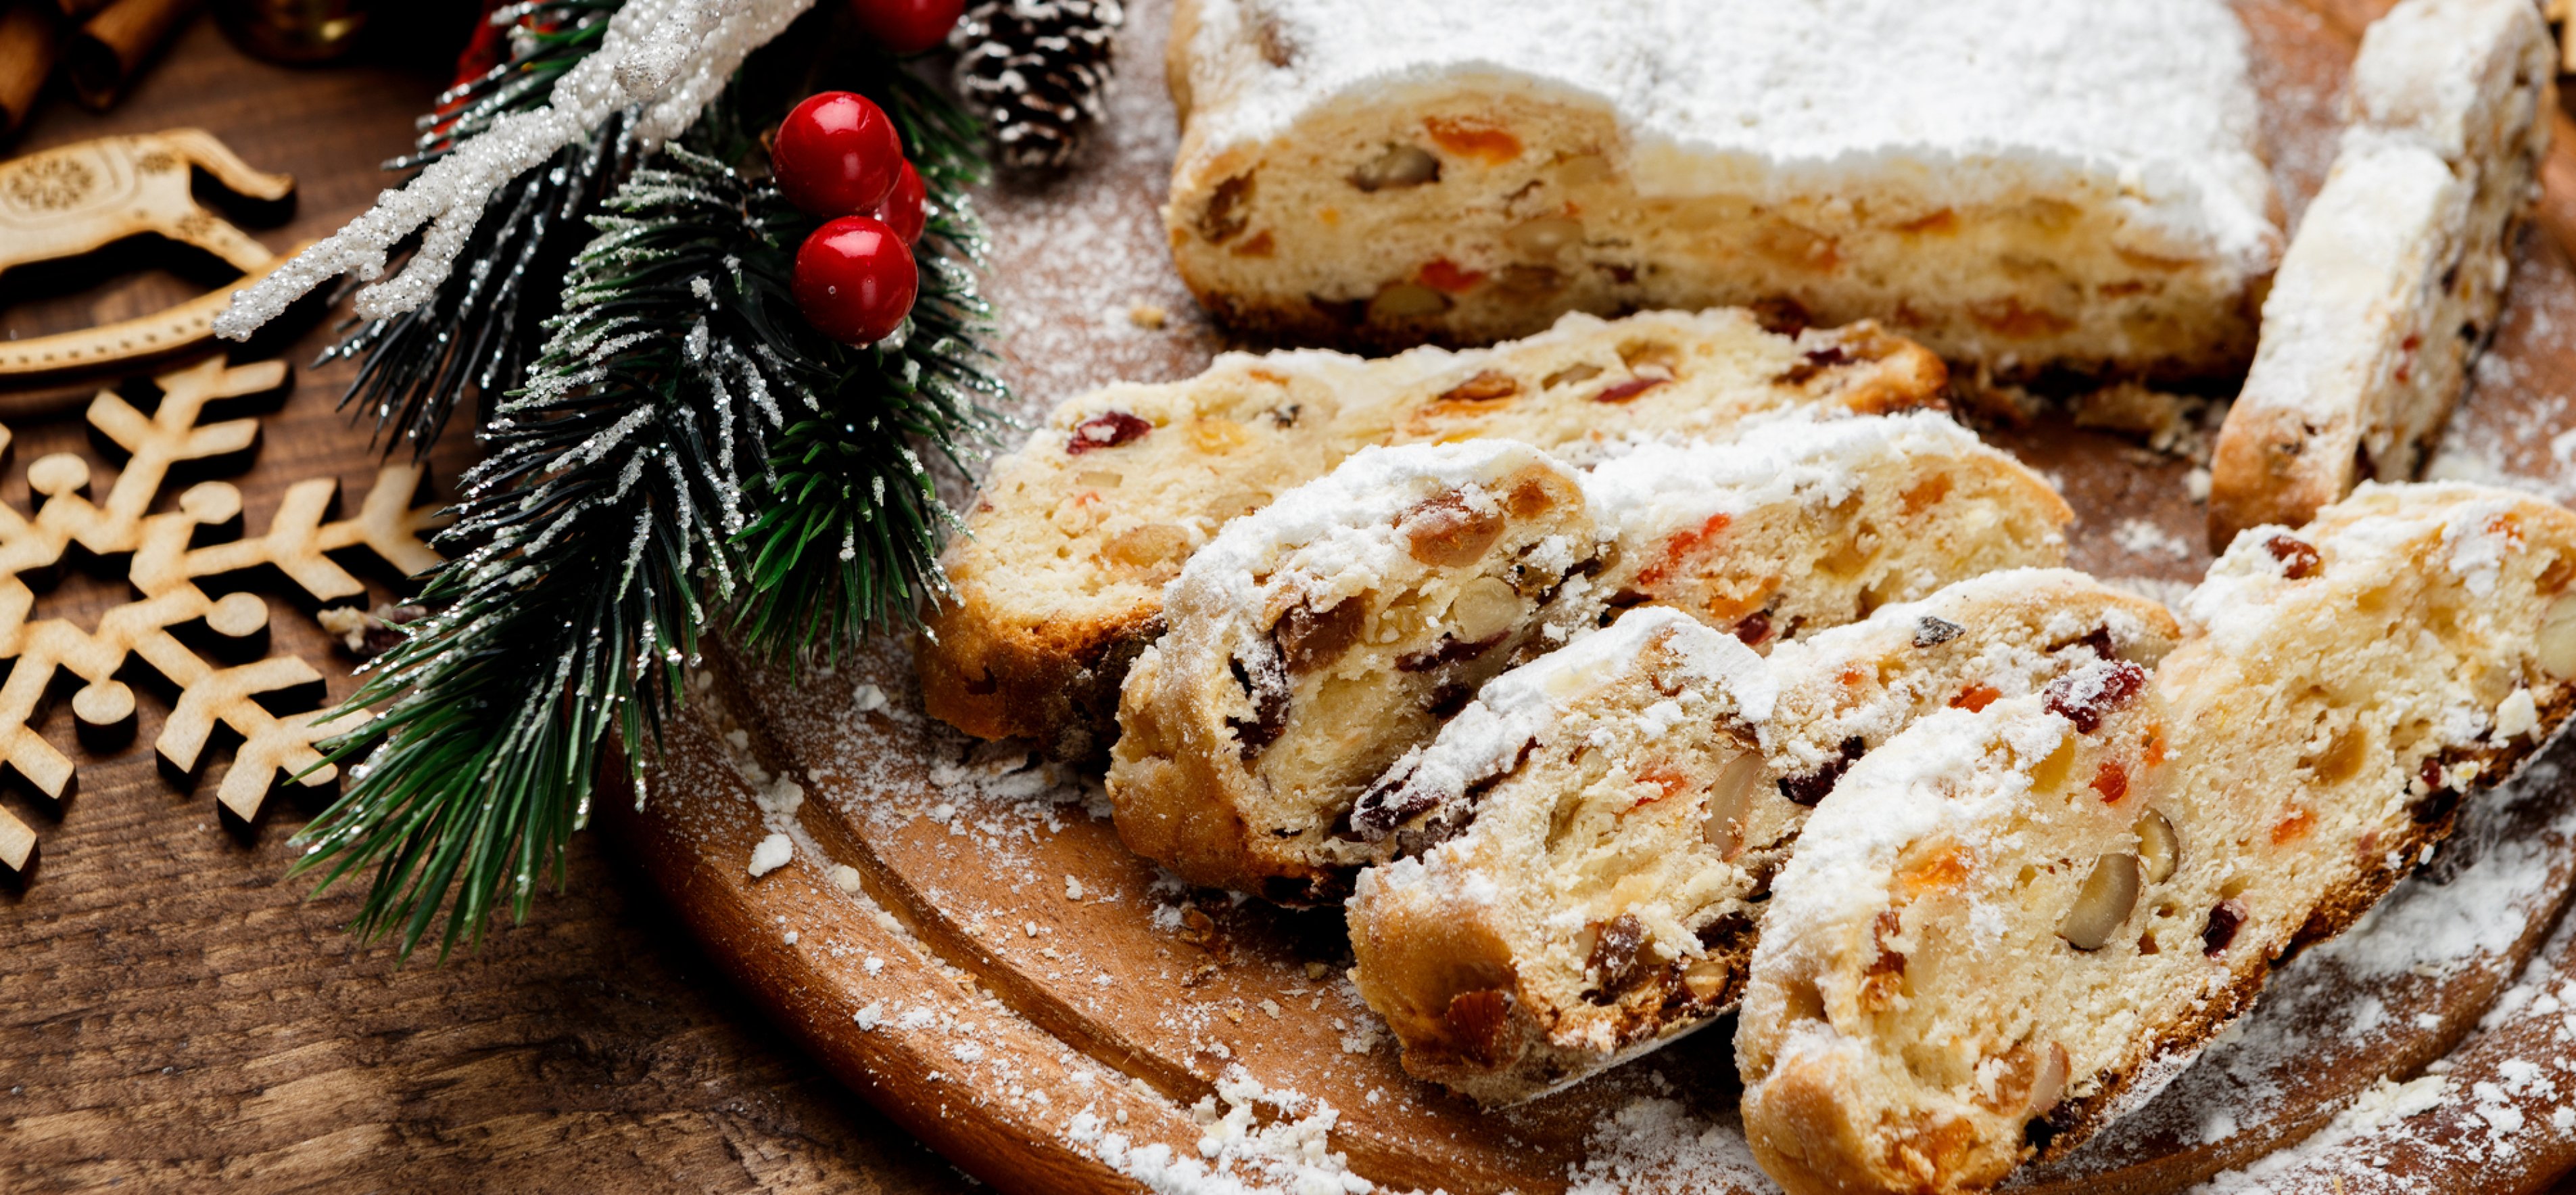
[
  {"left": 317, "top": 1, "right": 631, "bottom": 458},
  {"left": 732, "top": 65, "right": 1007, "bottom": 658},
  {"left": 293, "top": 55, "right": 1007, "bottom": 957}
]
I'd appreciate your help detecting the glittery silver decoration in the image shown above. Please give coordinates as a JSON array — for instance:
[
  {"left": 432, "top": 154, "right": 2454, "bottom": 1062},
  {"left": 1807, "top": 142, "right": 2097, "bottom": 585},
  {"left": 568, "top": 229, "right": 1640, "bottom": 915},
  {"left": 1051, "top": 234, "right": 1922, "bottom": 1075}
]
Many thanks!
[{"left": 213, "top": 0, "right": 816, "bottom": 341}]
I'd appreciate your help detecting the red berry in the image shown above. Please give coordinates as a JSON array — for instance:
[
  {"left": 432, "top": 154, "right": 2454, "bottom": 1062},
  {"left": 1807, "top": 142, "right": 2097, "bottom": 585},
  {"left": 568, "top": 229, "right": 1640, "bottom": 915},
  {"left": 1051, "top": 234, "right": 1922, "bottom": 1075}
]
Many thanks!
[
  {"left": 794, "top": 216, "right": 919, "bottom": 346},
  {"left": 852, "top": 0, "right": 965, "bottom": 54},
  {"left": 871, "top": 160, "right": 927, "bottom": 245},
  {"left": 773, "top": 91, "right": 904, "bottom": 218}
]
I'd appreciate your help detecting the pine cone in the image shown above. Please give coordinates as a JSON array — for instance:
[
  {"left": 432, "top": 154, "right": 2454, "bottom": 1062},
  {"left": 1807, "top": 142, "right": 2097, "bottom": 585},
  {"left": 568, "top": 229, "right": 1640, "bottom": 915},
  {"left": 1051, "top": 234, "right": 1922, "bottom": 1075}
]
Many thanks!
[{"left": 951, "top": 0, "right": 1126, "bottom": 171}]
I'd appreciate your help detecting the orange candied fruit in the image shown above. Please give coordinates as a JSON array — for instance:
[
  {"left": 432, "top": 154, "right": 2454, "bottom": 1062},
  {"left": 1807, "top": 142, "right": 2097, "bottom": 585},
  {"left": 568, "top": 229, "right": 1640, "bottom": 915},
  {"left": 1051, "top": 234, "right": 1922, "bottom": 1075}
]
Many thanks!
[
  {"left": 1417, "top": 258, "right": 1486, "bottom": 294},
  {"left": 2272, "top": 806, "right": 2316, "bottom": 846},
  {"left": 1635, "top": 764, "right": 1690, "bottom": 804},
  {"left": 1423, "top": 116, "right": 1523, "bottom": 165},
  {"left": 1899, "top": 845, "right": 1970, "bottom": 898},
  {"left": 1951, "top": 683, "right": 2001, "bottom": 713},
  {"left": 1637, "top": 513, "right": 1732, "bottom": 587}
]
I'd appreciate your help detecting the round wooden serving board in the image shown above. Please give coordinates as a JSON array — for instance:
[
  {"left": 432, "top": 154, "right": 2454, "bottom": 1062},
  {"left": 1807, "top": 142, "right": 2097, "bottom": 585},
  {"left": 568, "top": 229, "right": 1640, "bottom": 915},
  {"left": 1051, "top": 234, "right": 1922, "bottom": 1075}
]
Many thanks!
[{"left": 609, "top": 1, "right": 2576, "bottom": 1190}]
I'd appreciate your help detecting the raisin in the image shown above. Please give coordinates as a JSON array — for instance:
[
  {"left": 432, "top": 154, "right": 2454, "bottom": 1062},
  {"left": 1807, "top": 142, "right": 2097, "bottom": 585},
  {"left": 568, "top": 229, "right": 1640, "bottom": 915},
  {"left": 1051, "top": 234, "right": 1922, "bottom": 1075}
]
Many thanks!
[
  {"left": 2264, "top": 534, "right": 2321, "bottom": 580},
  {"left": 1778, "top": 736, "right": 1865, "bottom": 806},
  {"left": 1444, "top": 989, "right": 1516, "bottom": 1067},
  {"left": 2072, "top": 626, "right": 2117, "bottom": 661},
  {"left": 1199, "top": 174, "right": 1254, "bottom": 243},
  {"left": 1732, "top": 610, "right": 1773, "bottom": 648},
  {"left": 1225, "top": 649, "right": 1291, "bottom": 758},
  {"left": 1586, "top": 912, "right": 1650, "bottom": 998},
  {"left": 1749, "top": 296, "right": 1812, "bottom": 336},
  {"left": 2091, "top": 762, "right": 2128, "bottom": 803},
  {"left": 1398, "top": 632, "right": 1506, "bottom": 671},
  {"left": 1424, "top": 679, "right": 1475, "bottom": 718},
  {"left": 1437, "top": 370, "right": 1521, "bottom": 404},
  {"left": 1399, "top": 493, "right": 1504, "bottom": 567},
  {"left": 2043, "top": 662, "right": 2146, "bottom": 733},
  {"left": 1775, "top": 344, "right": 1853, "bottom": 386},
  {"left": 1066, "top": 410, "right": 1152, "bottom": 455},
  {"left": 1913, "top": 615, "right": 1963, "bottom": 647},
  {"left": 2201, "top": 897, "right": 2248, "bottom": 956},
  {"left": 1275, "top": 598, "right": 1366, "bottom": 674}
]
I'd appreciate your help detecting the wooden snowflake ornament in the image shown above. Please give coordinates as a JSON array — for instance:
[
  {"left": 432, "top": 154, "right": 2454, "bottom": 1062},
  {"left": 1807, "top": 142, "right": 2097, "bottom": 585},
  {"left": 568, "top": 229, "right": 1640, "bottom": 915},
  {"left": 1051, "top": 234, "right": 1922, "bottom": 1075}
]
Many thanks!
[{"left": 0, "top": 357, "right": 446, "bottom": 873}]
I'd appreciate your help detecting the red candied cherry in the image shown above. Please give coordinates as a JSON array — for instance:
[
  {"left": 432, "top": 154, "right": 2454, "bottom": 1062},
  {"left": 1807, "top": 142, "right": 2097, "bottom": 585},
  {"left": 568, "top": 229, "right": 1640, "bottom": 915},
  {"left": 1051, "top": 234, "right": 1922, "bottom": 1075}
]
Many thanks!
[
  {"left": 872, "top": 160, "right": 927, "bottom": 245},
  {"left": 794, "top": 216, "right": 919, "bottom": 346},
  {"left": 773, "top": 91, "right": 905, "bottom": 218},
  {"left": 853, "top": 0, "right": 965, "bottom": 55}
]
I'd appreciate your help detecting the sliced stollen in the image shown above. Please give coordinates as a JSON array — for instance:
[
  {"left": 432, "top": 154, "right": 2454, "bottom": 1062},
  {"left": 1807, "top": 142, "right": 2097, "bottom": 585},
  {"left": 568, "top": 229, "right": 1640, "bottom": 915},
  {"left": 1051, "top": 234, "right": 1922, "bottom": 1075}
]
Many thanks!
[
  {"left": 1110, "top": 412, "right": 2071, "bottom": 900},
  {"left": 1164, "top": 0, "right": 2281, "bottom": 378},
  {"left": 2206, "top": 0, "right": 2553, "bottom": 548},
  {"left": 1579, "top": 411, "right": 2072, "bottom": 651},
  {"left": 921, "top": 308, "right": 1945, "bottom": 758},
  {"left": 1107, "top": 440, "right": 1601, "bottom": 904},
  {"left": 1737, "top": 482, "right": 2576, "bottom": 1195},
  {"left": 1344, "top": 571, "right": 2178, "bottom": 1106}
]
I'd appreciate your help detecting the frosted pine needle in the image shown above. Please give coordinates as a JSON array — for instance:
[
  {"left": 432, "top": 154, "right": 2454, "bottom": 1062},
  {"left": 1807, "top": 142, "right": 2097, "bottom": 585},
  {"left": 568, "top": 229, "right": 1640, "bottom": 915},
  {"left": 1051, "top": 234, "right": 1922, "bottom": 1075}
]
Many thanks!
[{"left": 215, "top": 0, "right": 817, "bottom": 340}]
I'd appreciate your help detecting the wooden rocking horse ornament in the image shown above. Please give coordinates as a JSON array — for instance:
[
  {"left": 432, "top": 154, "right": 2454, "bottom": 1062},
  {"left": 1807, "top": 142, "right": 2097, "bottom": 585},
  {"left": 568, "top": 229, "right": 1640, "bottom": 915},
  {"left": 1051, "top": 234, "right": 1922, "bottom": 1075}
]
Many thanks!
[{"left": 0, "top": 128, "right": 302, "bottom": 380}]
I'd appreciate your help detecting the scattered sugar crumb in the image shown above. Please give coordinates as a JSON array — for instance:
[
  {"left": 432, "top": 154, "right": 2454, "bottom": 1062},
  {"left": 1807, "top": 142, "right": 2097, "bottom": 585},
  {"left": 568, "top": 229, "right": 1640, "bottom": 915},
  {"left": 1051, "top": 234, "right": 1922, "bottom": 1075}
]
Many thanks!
[
  {"left": 830, "top": 864, "right": 863, "bottom": 894},
  {"left": 1066, "top": 875, "right": 1087, "bottom": 901},
  {"left": 1126, "top": 301, "right": 1168, "bottom": 329},
  {"left": 747, "top": 833, "right": 793, "bottom": 877},
  {"left": 2114, "top": 516, "right": 2193, "bottom": 561}
]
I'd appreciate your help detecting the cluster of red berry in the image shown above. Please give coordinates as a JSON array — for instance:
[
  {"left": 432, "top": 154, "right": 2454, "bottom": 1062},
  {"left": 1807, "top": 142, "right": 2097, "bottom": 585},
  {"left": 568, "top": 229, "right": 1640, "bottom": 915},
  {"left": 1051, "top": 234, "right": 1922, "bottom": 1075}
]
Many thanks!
[{"left": 776, "top": 0, "right": 968, "bottom": 346}]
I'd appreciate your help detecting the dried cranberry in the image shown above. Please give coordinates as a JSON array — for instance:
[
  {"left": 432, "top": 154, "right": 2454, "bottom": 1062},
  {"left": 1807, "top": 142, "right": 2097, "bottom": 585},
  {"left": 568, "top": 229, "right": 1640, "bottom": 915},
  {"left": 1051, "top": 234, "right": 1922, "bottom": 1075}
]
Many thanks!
[
  {"left": 1732, "top": 610, "right": 1773, "bottom": 648},
  {"left": 1778, "top": 736, "right": 1865, "bottom": 806},
  {"left": 2044, "top": 662, "right": 2146, "bottom": 734},
  {"left": 2201, "top": 898, "right": 2248, "bottom": 956},
  {"left": 2413, "top": 756, "right": 2463, "bottom": 825},
  {"left": 1749, "top": 297, "right": 1811, "bottom": 336},
  {"left": 1066, "top": 410, "right": 1152, "bottom": 455},
  {"left": 1423, "top": 680, "right": 1475, "bottom": 718},
  {"left": 2264, "top": 535, "right": 2320, "bottom": 580},
  {"left": 1593, "top": 376, "right": 1669, "bottom": 404}
]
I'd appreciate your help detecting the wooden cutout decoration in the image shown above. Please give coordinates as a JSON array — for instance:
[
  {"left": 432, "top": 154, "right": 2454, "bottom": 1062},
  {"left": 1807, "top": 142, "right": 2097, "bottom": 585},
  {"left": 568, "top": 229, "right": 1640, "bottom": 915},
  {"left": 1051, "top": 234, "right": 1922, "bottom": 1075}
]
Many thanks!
[
  {"left": 0, "top": 357, "right": 447, "bottom": 872},
  {"left": 0, "top": 129, "right": 302, "bottom": 381}
]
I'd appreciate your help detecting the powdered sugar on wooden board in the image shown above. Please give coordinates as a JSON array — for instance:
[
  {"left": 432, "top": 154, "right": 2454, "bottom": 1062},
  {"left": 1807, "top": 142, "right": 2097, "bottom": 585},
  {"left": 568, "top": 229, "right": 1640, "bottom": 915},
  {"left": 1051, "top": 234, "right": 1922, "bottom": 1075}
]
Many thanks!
[{"left": 620, "top": 0, "right": 2576, "bottom": 1190}]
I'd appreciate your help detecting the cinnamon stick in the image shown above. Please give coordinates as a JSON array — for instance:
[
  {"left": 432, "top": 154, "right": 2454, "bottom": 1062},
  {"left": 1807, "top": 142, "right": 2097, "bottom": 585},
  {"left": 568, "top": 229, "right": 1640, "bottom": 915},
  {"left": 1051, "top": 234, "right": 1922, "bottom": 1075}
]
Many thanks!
[
  {"left": 0, "top": 3, "right": 63, "bottom": 137},
  {"left": 65, "top": 0, "right": 200, "bottom": 110}
]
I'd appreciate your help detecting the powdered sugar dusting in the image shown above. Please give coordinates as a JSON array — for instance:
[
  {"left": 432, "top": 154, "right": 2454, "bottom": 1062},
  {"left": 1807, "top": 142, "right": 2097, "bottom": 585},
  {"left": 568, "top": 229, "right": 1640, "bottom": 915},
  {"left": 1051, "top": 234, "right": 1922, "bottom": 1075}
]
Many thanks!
[{"left": 1180, "top": 0, "right": 2277, "bottom": 271}]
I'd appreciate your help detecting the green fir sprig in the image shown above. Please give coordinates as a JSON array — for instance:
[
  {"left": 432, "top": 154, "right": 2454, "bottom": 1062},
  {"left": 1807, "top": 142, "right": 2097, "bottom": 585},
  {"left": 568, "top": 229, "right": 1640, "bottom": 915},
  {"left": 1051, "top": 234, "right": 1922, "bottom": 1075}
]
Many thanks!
[
  {"left": 318, "top": 1, "right": 632, "bottom": 456},
  {"left": 292, "top": 36, "right": 1005, "bottom": 958}
]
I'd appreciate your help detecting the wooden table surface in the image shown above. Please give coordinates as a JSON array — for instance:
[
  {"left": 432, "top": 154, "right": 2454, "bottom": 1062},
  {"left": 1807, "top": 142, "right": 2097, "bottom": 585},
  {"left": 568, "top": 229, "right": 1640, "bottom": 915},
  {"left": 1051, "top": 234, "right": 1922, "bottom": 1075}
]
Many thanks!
[
  {"left": 8, "top": 6, "right": 2576, "bottom": 1195},
  {"left": 0, "top": 11, "right": 975, "bottom": 1193}
]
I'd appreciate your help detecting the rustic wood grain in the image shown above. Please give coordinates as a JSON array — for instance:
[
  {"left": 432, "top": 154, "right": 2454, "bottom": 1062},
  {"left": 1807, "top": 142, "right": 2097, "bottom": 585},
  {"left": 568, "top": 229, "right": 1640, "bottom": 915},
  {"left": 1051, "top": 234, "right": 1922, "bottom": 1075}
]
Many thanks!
[{"left": 0, "top": 14, "right": 976, "bottom": 1194}]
